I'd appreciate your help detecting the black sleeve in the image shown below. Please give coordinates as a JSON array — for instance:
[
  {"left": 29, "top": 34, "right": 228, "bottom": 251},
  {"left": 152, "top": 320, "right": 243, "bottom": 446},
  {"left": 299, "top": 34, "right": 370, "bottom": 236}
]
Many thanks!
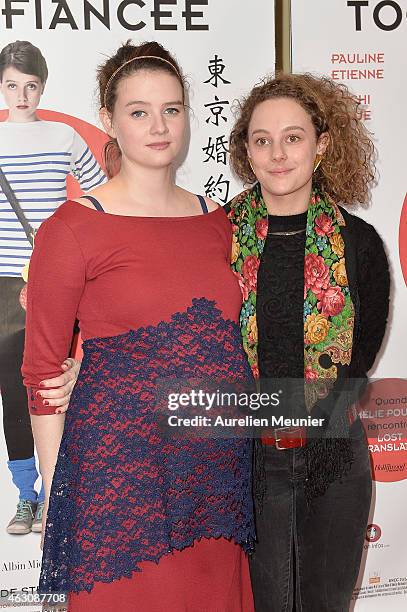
[{"left": 356, "top": 221, "right": 390, "bottom": 372}]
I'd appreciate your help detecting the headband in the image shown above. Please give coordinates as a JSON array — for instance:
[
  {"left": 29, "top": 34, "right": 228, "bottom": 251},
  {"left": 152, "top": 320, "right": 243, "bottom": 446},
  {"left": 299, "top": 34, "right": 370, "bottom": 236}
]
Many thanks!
[{"left": 103, "top": 55, "right": 182, "bottom": 108}]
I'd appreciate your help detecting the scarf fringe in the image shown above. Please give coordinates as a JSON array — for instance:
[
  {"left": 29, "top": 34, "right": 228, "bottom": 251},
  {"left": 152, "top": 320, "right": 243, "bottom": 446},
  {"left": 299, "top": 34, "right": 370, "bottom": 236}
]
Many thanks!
[
  {"left": 253, "top": 436, "right": 354, "bottom": 513},
  {"left": 253, "top": 439, "right": 266, "bottom": 513},
  {"left": 304, "top": 437, "right": 354, "bottom": 507}
]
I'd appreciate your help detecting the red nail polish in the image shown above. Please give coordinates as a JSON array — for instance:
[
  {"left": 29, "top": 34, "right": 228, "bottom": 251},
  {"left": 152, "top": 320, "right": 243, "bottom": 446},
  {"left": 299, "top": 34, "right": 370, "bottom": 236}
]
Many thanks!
[
  {"left": 43, "top": 400, "right": 50, "bottom": 406},
  {"left": 36, "top": 391, "right": 42, "bottom": 397},
  {"left": 39, "top": 382, "right": 46, "bottom": 387}
]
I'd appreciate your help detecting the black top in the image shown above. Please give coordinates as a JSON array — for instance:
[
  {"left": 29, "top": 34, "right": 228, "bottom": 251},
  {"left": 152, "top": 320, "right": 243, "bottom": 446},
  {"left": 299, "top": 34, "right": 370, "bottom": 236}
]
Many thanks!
[
  {"left": 256, "top": 207, "right": 390, "bottom": 381},
  {"left": 257, "top": 211, "right": 307, "bottom": 379}
]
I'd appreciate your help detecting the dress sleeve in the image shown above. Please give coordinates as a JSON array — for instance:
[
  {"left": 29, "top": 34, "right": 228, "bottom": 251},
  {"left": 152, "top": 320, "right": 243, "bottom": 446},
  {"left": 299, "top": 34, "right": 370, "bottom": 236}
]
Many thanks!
[
  {"left": 22, "top": 215, "right": 86, "bottom": 415},
  {"left": 356, "top": 222, "right": 390, "bottom": 373},
  {"left": 70, "top": 130, "right": 106, "bottom": 192}
]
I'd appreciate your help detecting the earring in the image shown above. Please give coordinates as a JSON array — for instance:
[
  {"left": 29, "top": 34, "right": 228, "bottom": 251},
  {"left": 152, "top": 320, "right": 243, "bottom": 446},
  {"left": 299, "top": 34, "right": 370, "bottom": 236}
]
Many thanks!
[
  {"left": 313, "top": 155, "right": 322, "bottom": 173},
  {"left": 248, "top": 157, "right": 255, "bottom": 175}
]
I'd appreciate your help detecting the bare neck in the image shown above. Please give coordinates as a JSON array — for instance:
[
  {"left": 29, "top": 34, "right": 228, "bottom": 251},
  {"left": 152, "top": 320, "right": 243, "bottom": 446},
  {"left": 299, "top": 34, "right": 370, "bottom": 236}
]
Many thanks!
[
  {"left": 112, "top": 160, "right": 178, "bottom": 214},
  {"left": 261, "top": 180, "right": 312, "bottom": 216},
  {"left": 7, "top": 112, "right": 41, "bottom": 123}
]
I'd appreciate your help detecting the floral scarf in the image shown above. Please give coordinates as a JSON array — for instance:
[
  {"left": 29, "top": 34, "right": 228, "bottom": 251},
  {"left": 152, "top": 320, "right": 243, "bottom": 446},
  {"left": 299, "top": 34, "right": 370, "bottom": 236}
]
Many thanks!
[{"left": 227, "top": 182, "right": 355, "bottom": 411}]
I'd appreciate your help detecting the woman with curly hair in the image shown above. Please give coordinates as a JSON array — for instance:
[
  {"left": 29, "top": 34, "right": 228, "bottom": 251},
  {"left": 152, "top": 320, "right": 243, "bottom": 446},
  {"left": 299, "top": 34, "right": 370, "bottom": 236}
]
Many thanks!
[{"left": 226, "top": 72, "right": 390, "bottom": 611}]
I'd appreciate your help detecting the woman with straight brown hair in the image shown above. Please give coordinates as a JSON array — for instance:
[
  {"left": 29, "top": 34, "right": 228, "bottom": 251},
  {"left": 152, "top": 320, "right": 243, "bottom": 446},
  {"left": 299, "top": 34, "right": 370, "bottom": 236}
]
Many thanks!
[
  {"left": 0, "top": 39, "right": 105, "bottom": 537},
  {"left": 22, "top": 40, "right": 255, "bottom": 611}
]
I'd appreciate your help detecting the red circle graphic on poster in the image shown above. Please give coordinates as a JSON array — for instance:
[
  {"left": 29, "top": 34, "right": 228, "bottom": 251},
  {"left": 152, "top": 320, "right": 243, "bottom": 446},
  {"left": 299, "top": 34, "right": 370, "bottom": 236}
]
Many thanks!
[
  {"left": 358, "top": 379, "right": 407, "bottom": 482},
  {"left": 400, "top": 193, "right": 407, "bottom": 287}
]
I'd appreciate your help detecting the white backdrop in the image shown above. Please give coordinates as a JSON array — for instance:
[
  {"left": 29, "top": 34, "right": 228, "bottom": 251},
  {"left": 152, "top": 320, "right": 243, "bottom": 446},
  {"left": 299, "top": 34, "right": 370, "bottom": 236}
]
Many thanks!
[
  {"left": 292, "top": 1, "right": 407, "bottom": 610},
  {"left": 0, "top": 2, "right": 275, "bottom": 610}
]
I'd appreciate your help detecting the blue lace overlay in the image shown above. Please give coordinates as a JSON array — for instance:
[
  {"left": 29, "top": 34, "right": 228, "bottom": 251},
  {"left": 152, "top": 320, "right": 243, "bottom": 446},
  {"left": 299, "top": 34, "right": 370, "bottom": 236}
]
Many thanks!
[{"left": 40, "top": 298, "right": 255, "bottom": 594}]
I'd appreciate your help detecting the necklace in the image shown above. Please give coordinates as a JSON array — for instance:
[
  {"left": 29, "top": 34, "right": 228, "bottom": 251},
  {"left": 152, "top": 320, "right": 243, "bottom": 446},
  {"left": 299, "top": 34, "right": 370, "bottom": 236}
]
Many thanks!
[{"left": 268, "top": 228, "right": 306, "bottom": 236}]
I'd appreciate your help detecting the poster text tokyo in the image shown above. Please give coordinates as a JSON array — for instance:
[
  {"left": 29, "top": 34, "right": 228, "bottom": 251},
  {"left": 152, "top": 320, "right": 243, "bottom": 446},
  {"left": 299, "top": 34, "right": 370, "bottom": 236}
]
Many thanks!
[{"left": 348, "top": 0, "right": 407, "bottom": 31}]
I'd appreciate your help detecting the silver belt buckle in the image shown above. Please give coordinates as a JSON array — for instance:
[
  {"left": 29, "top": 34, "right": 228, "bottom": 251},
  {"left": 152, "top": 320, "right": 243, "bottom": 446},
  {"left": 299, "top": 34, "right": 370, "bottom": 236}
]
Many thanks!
[{"left": 274, "top": 426, "right": 303, "bottom": 450}]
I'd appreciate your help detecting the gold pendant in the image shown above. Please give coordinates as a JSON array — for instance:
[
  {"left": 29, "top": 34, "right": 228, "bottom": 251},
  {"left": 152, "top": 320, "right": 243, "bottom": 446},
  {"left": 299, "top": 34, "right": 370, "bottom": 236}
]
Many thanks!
[{"left": 21, "top": 261, "right": 30, "bottom": 283}]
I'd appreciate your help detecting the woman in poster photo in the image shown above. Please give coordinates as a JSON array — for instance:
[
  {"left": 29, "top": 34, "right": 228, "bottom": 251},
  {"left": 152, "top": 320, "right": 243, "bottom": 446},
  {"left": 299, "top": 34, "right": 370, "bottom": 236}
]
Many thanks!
[
  {"left": 0, "top": 40, "right": 106, "bottom": 536},
  {"left": 22, "top": 41, "right": 255, "bottom": 610},
  {"left": 46, "top": 72, "right": 390, "bottom": 611}
]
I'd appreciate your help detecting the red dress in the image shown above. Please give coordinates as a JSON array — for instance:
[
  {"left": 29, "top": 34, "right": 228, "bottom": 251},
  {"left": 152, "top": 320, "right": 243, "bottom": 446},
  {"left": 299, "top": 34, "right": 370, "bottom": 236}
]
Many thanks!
[{"left": 22, "top": 198, "right": 255, "bottom": 611}]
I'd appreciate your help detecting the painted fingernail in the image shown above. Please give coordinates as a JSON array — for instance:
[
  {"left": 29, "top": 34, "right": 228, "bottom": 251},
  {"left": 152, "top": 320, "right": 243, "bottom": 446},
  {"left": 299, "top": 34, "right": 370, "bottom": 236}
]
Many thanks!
[
  {"left": 43, "top": 400, "right": 50, "bottom": 406},
  {"left": 36, "top": 391, "right": 43, "bottom": 397}
]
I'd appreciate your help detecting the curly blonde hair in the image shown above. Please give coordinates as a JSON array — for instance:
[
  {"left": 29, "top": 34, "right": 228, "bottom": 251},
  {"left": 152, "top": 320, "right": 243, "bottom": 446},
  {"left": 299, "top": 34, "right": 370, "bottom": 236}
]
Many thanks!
[{"left": 229, "top": 72, "right": 376, "bottom": 205}]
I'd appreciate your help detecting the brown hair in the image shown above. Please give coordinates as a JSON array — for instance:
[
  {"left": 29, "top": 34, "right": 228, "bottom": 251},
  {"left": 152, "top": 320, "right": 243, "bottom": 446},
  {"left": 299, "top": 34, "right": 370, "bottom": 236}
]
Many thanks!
[
  {"left": 0, "top": 40, "right": 48, "bottom": 83},
  {"left": 229, "top": 72, "right": 376, "bottom": 206},
  {"left": 97, "top": 40, "right": 185, "bottom": 178}
]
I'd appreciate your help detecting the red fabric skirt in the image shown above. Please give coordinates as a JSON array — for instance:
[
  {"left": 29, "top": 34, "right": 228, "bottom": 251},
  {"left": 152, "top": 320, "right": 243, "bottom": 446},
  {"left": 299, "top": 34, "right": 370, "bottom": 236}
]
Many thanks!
[{"left": 68, "top": 538, "right": 254, "bottom": 612}]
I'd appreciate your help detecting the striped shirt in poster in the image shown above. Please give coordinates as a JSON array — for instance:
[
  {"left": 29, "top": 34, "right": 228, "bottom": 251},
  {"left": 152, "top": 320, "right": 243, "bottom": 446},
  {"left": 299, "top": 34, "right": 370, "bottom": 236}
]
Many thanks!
[{"left": 0, "top": 120, "right": 106, "bottom": 277}]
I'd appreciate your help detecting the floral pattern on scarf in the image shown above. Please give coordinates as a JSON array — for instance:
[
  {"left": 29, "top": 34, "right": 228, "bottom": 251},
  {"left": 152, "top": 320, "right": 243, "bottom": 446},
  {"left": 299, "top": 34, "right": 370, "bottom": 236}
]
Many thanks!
[{"left": 227, "top": 183, "right": 355, "bottom": 410}]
